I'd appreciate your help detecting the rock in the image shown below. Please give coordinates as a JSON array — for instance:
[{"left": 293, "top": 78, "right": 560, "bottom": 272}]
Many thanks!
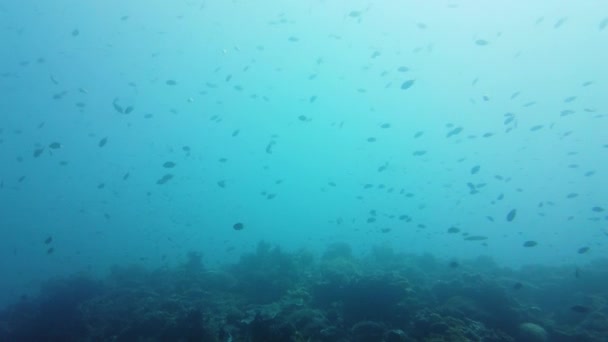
[
  {"left": 384, "top": 329, "right": 413, "bottom": 342},
  {"left": 351, "top": 321, "right": 385, "bottom": 342},
  {"left": 518, "top": 323, "right": 548, "bottom": 342}
]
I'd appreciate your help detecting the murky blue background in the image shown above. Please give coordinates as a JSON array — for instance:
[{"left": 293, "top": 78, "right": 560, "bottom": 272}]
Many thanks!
[{"left": 0, "top": 1, "right": 607, "bottom": 307}]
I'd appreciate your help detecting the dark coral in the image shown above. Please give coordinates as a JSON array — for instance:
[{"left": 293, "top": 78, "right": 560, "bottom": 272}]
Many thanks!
[{"left": 1, "top": 242, "right": 607, "bottom": 342}]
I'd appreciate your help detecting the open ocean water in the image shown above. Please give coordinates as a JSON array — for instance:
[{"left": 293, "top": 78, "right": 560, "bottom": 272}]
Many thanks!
[{"left": 0, "top": 1, "right": 607, "bottom": 341}]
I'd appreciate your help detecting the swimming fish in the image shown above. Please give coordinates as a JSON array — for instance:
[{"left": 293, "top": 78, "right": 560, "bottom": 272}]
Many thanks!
[
  {"left": 400, "top": 79, "right": 415, "bottom": 90},
  {"left": 506, "top": 209, "right": 517, "bottom": 222}
]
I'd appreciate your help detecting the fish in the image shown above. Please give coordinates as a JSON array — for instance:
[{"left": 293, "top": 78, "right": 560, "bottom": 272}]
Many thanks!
[
  {"left": 163, "top": 162, "right": 176, "bottom": 168},
  {"left": 44, "top": 236, "right": 53, "bottom": 244},
  {"left": 233, "top": 222, "right": 244, "bottom": 231},
  {"left": 71, "top": 29, "right": 79, "bottom": 36},
  {"left": 412, "top": 150, "right": 427, "bottom": 156},
  {"left": 464, "top": 235, "right": 488, "bottom": 241},
  {"left": 447, "top": 227, "right": 460, "bottom": 234},
  {"left": 506, "top": 209, "right": 517, "bottom": 222},
  {"left": 448, "top": 261, "right": 459, "bottom": 268},
  {"left": 33, "top": 148, "right": 44, "bottom": 158},
  {"left": 48, "top": 142, "right": 61, "bottom": 149},
  {"left": 601, "top": 17, "right": 608, "bottom": 30},
  {"left": 112, "top": 100, "right": 124, "bottom": 113},
  {"left": 470, "top": 165, "right": 480, "bottom": 174},
  {"left": 591, "top": 206, "right": 604, "bottom": 212},
  {"left": 523, "top": 240, "right": 538, "bottom": 247},
  {"left": 266, "top": 141, "right": 276, "bottom": 154},
  {"left": 512, "top": 282, "right": 523, "bottom": 290},
  {"left": 577, "top": 247, "right": 590, "bottom": 254},
  {"left": 466, "top": 182, "right": 478, "bottom": 194},
  {"left": 554, "top": 17, "right": 567, "bottom": 29},
  {"left": 98, "top": 137, "right": 108, "bottom": 147},
  {"left": 156, "top": 174, "right": 174, "bottom": 185},
  {"left": 530, "top": 125, "right": 543, "bottom": 131},
  {"left": 46, "top": 247, "right": 54, "bottom": 254},
  {"left": 446, "top": 127, "right": 463, "bottom": 138},
  {"left": 400, "top": 79, "right": 415, "bottom": 90},
  {"left": 560, "top": 109, "right": 575, "bottom": 116},
  {"left": 166, "top": 79, "right": 177, "bottom": 85},
  {"left": 475, "top": 39, "right": 489, "bottom": 46}
]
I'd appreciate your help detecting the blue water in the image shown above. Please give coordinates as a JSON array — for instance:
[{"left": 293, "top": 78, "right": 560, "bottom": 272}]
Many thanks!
[{"left": 0, "top": 0, "right": 607, "bottom": 315}]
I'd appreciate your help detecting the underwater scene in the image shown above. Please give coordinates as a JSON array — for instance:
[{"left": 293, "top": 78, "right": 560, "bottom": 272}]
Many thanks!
[{"left": 1, "top": 1, "right": 607, "bottom": 341}]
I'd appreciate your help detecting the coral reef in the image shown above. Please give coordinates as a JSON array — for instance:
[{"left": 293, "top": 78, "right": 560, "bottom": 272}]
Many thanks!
[{"left": 1, "top": 242, "right": 607, "bottom": 341}]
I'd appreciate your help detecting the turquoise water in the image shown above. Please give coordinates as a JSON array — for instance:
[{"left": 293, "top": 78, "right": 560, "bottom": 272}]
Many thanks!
[{"left": 1, "top": 0, "right": 607, "bottom": 320}]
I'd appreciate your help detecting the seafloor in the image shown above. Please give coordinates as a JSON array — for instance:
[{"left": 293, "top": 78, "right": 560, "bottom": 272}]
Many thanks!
[{"left": 1, "top": 242, "right": 606, "bottom": 342}]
